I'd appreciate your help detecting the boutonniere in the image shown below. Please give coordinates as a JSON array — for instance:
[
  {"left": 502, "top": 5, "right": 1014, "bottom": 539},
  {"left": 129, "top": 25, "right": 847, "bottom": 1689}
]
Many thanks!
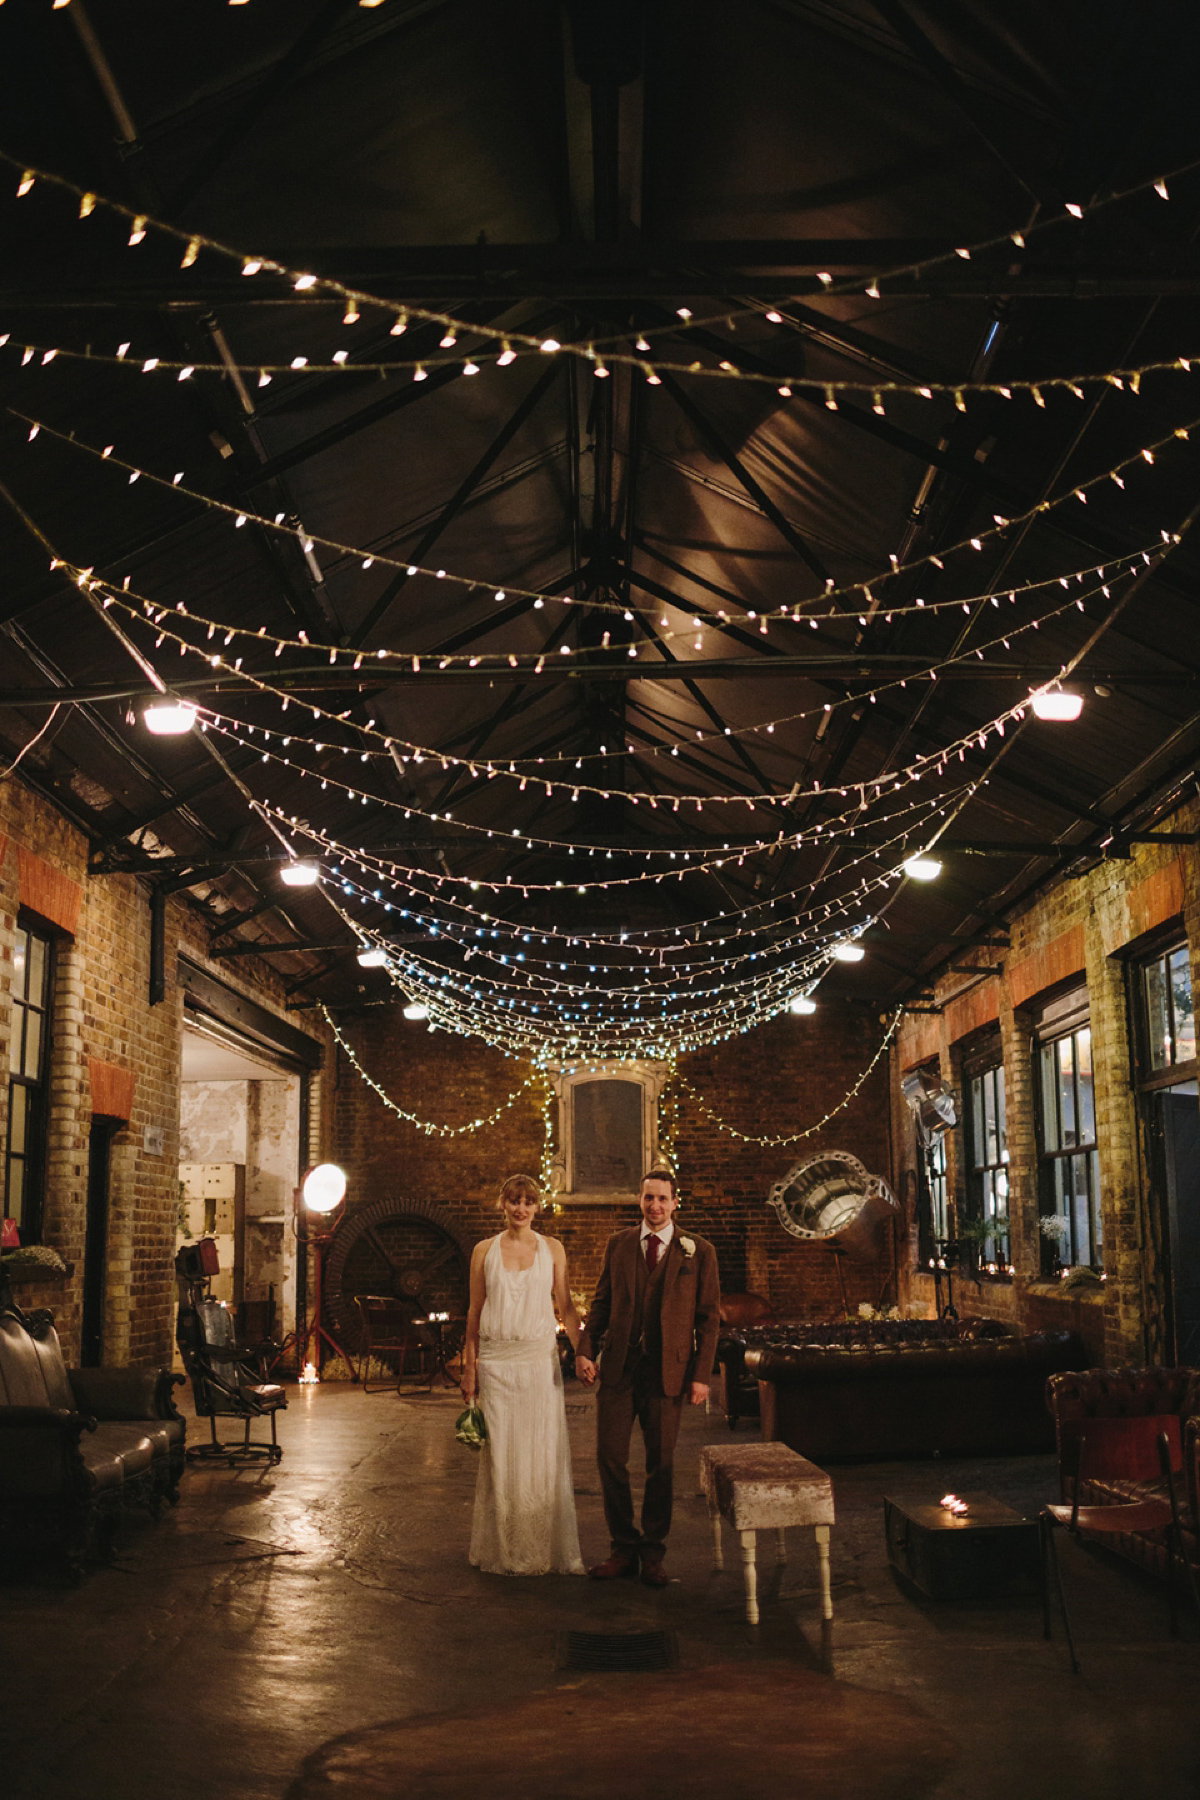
[{"left": 677, "top": 1235, "right": 696, "bottom": 1258}]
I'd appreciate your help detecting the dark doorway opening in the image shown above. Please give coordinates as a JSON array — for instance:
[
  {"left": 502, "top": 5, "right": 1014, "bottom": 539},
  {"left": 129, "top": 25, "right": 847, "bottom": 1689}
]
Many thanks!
[
  {"left": 82, "top": 1118, "right": 120, "bottom": 1368},
  {"left": 1156, "top": 1082, "right": 1200, "bottom": 1365}
]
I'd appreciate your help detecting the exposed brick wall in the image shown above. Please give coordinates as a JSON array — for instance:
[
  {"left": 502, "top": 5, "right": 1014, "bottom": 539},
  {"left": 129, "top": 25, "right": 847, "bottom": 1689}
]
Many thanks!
[
  {"left": 330, "top": 1002, "right": 898, "bottom": 1320},
  {"left": 0, "top": 779, "right": 329, "bottom": 1365},
  {"left": 894, "top": 800, "right": 1200, "bottom": 1362}
]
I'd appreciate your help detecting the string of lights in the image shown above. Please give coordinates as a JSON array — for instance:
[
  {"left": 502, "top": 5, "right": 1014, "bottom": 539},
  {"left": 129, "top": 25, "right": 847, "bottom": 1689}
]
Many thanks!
[
  {"left": 7, "top": 325, "right": 1200, "bottom": 411},
  {"left": 16, "top": 403, "right": 1193, "bottom": 663},
  {"left": 2, "top": 143, "right": 1197, "bottom": 386},
  {"left": 673, "top": 1014, "right": 902, "bottom": 1145},
  {"left": 319, "top": 1004, "right": 546, "bottom": 1135}
]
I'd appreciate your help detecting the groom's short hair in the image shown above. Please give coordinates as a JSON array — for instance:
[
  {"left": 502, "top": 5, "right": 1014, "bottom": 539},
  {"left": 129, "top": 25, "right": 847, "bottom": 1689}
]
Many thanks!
[{"left": 642, "top": 1167, "right": 677, "bottom": 1198}]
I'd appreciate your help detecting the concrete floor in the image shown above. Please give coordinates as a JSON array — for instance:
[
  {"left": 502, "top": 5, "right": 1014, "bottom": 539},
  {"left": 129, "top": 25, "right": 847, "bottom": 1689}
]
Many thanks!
[{"left": 3, "top": 1381, "right": 1198, "bottom": 1800}]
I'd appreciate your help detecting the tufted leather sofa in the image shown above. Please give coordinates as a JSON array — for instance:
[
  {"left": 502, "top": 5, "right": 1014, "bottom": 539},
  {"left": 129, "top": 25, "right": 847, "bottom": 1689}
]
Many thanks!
[
  {"left": 1045, "top": 1366, "right": 1200, "bottom": 1585},
  {"left": 0, "top": 1297, "right": 186, "bottom": 1578},
  {"left": 748, "top": 1329, "right": 1088, "bottom": 1460},
  {"left": 718, "top": 1313, "right": 1009, "bottom": 1432}
]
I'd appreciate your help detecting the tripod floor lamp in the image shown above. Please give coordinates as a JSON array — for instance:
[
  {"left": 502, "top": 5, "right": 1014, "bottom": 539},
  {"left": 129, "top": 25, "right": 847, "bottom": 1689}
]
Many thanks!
[{"left": 295, "top": 1163, "right": 357, "bottom": 1381}]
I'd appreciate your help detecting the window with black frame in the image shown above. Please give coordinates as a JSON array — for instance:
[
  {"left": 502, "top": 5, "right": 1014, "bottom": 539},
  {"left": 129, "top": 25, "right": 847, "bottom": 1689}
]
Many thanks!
[
  {"left": 966, "top": 1055, "right": 1010, "bottom": 1270},
  {"left": 1035, "top": 986, "right": 1100, "bottom": 1273},
  {"left": 1133, "top": 940, "right": 1198, "bottom": 1363},
  {"left": 913, "top": 1064, "right": 949, "bottom": 1264},
  {"left": 6, "top": 922, "right": 54, "bottom": 1243}
]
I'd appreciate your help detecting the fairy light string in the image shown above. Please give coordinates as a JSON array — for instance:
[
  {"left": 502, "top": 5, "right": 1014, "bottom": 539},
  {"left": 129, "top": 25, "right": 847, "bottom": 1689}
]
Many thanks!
[
  {"left": 15, "top": 403, "right": 1193, "bottom": 671},
  {"left": 3, "top": 143, "right": 1198, "bottom": 385},
  {"left": 674, "top": 1012, "right": 902, "bottom": 1146}
]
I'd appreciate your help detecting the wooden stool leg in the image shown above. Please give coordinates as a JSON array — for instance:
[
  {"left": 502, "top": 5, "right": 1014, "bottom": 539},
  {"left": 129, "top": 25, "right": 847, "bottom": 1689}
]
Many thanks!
[
  {"left": 815, "top": 1525, "right": 833, "bottom": 1621},
  {"left": 775, "top": 1526, "right": 787, "bottom": 1565},
  {"left": 740, "top": 1529, "right": 759, "bottom": 1624},
  {"left": 710, "top": 1504, "right": 724, "bottom": 1571}
]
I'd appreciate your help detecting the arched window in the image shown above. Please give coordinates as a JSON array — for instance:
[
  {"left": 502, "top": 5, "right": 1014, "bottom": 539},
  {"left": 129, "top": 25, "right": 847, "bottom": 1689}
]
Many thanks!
[{"left": 548, "top": 1062, "right": 668, "bottom": 1202}]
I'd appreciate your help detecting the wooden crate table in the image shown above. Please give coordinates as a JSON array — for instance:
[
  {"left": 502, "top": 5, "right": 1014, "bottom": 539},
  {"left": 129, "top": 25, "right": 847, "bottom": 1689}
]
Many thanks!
[
  {"left": 884, "top": 1492, "right": 1041, "bottom": 1601},
  {"left": 698, "top": 1442, "right": 835, "bottom": 1643}
]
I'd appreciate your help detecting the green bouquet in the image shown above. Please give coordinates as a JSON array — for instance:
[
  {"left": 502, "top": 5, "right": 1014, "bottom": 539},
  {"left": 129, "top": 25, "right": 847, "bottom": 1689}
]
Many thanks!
[{"left": 454, "top": 1402, "right": 488, "bottom": 1450}]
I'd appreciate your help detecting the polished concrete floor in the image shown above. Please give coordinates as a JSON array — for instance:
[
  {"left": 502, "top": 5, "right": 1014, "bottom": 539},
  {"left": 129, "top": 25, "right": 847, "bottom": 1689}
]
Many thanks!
[{"left": 3, "top": 1380, "right": 1198, "bottom": 1799}]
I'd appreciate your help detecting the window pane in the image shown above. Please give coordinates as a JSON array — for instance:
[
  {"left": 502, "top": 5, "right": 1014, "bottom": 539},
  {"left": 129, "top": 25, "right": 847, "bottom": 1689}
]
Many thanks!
[
  {"left": 1145, "top": 957, "right": 1170, "bottom": 1070},
  {"left": 1058, "top": 1038, "right": 1077, "bottom": 1147},
  {"left": 6, "top": 1155, "right": 24, "bottom": 1222},
  {"left": 972, "top": 1078, "right": 984, "bottom": 1171},
  {"left": 22, "top": 1011, "right": 41, "bottom": 1080},
  {"left": 27, "top": 934, "right": 46, "bottom": 1006},
  {"left": 1090, "top": 1151, "right": 1103, "bottom": 1260},
  {"left": 9, "top": 1082, "right": 27, "bottom": 1154},
  {"left": 1170, "top": 947, "right": 1195, "bottom": 1064},
  {"left": 1040, "top": 1045, "right": 1058, "bottom": 1148},
  {"left": 1076, "top": 1028, "right": 1095, "bottom": 1144},
  {"left": 995, "top": 1067, "right": 1007, "bottom": 1160},
  {"left": 8, "top": 1006, "right": 23, "bottom": 1075},
  {"left": 12, "top": 929, "right": 27, "bottom": 1003},
  {"left": 983, "top": 1073, "right": 997, "bottom": 1164},
  {"left": 1072, "top": 1157, "right": 1090, "bottom": 1266}
]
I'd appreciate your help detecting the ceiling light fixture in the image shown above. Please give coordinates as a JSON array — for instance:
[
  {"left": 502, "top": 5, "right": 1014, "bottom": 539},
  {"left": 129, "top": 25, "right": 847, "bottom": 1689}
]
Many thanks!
[
  {"left": 356, "top": 946, "right": 389, "bottom": 967},
  {"left": 789, "top": 995, "right": 817, "bottom": 1014},
  {"left": 903, "top": 855, "right": 943, "bottom": 881},
  {"left": 831, "top": 941, "right": 866, "bottom": 962},
  {"left": 403, "top": 1001, "right": 429, "bottom": 1020},
  {"left": 142, "top": 697, "right": 198, "bottom": 735},
  {"left": 1030, "top": 687, "right": 1084, "bottom": 721},
  {"left": 280, "top": 859, "right": 320, "bottom": 887}
]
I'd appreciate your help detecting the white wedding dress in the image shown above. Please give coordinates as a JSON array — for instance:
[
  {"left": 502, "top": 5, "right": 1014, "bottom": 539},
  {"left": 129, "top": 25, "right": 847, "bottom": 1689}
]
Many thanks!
[{"left": 469, "top": 1233, "right": 584, "bottom": 1576}]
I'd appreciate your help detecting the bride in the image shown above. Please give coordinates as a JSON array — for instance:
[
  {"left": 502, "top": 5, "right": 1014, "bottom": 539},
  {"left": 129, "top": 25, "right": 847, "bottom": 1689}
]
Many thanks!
[{"left": 461, "top": 1174, "right": 584, "bottom": 1576}]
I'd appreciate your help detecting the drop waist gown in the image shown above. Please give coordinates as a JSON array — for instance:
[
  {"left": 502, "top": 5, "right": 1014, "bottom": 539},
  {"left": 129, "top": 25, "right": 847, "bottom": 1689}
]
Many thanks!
[{"left": 469, "top": 1233, "right": 584, "bottom": 1576}]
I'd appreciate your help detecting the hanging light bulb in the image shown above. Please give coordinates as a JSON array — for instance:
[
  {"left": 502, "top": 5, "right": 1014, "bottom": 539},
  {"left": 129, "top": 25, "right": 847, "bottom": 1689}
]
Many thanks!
[
  {"left": 831, "top": 941, "right": 865, "bottom": 962},
  {"left": 280, "top": 859, "right": 321, "bottom": 887},
  {"left": 1030, "top": 687, "right": 1084, "bottom": 721},
  {"left": 788, "top": 995, "right": 817, "bottom": 1014},
  {"left": 903, "top": 855, "right": 943, "bottom": 882},
  {"left": 142, "top": 696, "right": 198, "bottom": 735},
  {"left": 356, "top": 945, "right": 389, "bottom": 967},
  {"left": 403, "top": 1001, "right": 430, "bottom": 1020}
]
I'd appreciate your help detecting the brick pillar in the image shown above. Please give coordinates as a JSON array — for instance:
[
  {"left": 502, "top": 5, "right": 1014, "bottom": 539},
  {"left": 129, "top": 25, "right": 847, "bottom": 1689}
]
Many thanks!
[
  {"left": 1084, "top": 906, "right": 1143, "bottom": 1362},
  {"left": 1000, "top": 1001, "right": 1037, "bottom": 1279},
  {"left": 43, "top": 939, "right": 88, "bottom": 1356},
  {"left": 104, "top": 1138, "right": 138, "bottom": 1364}
]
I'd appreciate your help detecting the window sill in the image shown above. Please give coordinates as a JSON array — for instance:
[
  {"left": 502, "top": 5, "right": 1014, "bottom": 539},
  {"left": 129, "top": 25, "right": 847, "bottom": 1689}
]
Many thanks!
[{"left": 1024, "top": 1279, "right": 1105, "bottom": 1304}]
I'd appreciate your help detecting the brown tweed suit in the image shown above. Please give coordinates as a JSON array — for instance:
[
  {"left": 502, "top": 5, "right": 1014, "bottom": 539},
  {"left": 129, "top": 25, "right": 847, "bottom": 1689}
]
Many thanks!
[{"left": 578, "top": 1226, "right": 720, "bottom": 1560}]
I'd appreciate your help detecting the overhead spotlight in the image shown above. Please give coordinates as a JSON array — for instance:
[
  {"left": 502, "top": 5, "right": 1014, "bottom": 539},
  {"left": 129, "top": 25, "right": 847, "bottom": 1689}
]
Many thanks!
[
  {"left": 301, "top": 1163, "right": 347, "bottom": 1213},
  {"left": 1030, "top": 686, "right": 1083, "bottom": 721},
  {"left": 403, "top": 1001, "right": 429, "bottom": 1020},
  {"left": 142, "top": 696, "right": 198, "bottom": 735},
  {"left": 280, "top": 859, "right": 321, "bottom": 887},
  {"left": 356, "top": 946, "right": 389, "bottom": 967},
  {"left": 831, "top": 941, "right": 866, "bottom": 962},
  {"left": 903, "top": 855, "right": 943, "bottom": 882},
  {"left": 789, "top": 995, "right": 817, "bottom": 1014}
]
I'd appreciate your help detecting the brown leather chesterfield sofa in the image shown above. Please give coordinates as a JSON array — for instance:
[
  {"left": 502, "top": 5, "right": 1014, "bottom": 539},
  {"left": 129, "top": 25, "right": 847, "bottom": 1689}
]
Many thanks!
[
  {"left": 747, "top": 1329, "right": 1089, "bottom": 1461},
  {"left": 1045, "top": 1365, "right": 1200, "bottom": 1585},
  {"left": 0, "top": 1295, "right": 186, "bottom": 1578}
]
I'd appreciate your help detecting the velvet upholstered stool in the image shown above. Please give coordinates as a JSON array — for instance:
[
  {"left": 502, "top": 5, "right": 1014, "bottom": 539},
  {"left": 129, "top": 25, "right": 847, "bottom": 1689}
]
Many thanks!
[{"left": 699, "top": 1441, "right": 836, "bottom": 1663}]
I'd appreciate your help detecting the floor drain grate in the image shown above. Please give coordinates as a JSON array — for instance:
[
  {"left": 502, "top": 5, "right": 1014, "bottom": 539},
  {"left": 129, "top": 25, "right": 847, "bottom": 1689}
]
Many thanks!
[{"left": 556, "top": 1630, "right": 678, "bottom": 1673}]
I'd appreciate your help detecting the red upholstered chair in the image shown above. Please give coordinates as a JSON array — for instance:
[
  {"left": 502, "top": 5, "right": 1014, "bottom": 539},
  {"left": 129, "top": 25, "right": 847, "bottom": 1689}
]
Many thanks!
[{"left": 1040, "top": 1414, "right": 1200, "bottom": 1672}]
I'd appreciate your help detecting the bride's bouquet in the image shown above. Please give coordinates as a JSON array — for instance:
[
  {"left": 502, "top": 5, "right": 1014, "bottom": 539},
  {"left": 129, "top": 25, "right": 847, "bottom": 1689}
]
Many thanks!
[{"left": 454, "top": 1402, "right": 488, "bottom": 1450}]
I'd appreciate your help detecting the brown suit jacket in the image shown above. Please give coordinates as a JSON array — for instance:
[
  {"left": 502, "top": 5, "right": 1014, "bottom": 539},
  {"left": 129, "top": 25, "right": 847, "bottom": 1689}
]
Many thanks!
[{"left": 578, "top": 1227, "right": 721, "bottom": 1398}]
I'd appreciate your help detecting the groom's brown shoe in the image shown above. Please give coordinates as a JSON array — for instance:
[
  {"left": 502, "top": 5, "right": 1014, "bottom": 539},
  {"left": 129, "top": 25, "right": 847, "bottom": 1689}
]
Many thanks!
[
  {"left": 588, "top": 1552, "right": 639, "bottom": 1580},
  {"left": 640, "top": 1557, "right": 669, "bottom": 1588}
]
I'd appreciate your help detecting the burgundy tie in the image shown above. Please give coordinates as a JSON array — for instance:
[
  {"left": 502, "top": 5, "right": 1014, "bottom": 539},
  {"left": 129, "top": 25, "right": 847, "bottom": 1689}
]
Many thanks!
[{"left": 645, "top": 1234, "right": 660, "bottom": 1271}]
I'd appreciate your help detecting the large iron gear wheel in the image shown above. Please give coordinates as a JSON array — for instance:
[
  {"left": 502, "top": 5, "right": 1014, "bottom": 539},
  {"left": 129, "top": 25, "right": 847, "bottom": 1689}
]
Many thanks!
[{"left": 324, "top": 1198, "right": 472, "bottom": 1353}]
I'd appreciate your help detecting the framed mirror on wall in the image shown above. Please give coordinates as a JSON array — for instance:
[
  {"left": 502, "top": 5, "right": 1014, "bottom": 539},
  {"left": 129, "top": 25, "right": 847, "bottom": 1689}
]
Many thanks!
[{"left": 546, "top": 1062, "right": 668, "bottom": 1202}]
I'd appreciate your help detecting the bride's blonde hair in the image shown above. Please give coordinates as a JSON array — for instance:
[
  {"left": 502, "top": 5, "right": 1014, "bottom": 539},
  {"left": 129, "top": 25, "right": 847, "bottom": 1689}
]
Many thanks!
[{"left": 497, "top": 1173, "right": 542, "bottom": 1211}]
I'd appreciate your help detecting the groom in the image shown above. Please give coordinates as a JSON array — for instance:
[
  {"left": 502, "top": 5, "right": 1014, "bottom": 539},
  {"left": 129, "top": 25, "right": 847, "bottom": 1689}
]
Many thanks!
[{"left": 575, "top": 1168, "right": 720, "bottom": 1587}]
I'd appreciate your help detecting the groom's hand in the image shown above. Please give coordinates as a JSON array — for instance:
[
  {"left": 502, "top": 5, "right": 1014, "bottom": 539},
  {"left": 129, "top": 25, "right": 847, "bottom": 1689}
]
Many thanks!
[
  {"left": 575, "top": 1355, "right": 597, "bottom": 1385},
  {"left": 688, "top": 1381, "right": 710, "bottom": 1407}
]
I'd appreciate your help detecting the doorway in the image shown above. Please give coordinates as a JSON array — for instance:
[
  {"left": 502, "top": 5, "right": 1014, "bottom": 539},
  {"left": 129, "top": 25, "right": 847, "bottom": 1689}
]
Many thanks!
[
  {"left": 81, "top": 1117, "right": 120, "bottom": 1367},
  {"left": 1156, "top": 1080, "right": 1200, "bottom": 1365}
]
